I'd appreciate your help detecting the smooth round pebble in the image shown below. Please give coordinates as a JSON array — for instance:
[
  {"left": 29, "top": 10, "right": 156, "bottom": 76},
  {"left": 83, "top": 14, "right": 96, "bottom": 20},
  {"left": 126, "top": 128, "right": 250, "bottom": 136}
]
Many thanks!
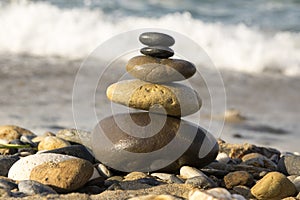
[
  {"left": 216, "top": 152, "right": 231, "bottom": 164},
  {"left": 92, "top": 112, "right": 218, "bottom": 172},
  {"left": 30, "top": 158, "right": 94, "bottom": 192},
  {"left": 43, "top": 144, "right": 95, "bottom": 163},
  {"left": 124, "top": 172, "right": 148, "bottom": 181},
  {"left": 18, "top": 180, "right": 57, "bottom": 195},
  {"left": 106, "top": 79, "right": 201, "bottom": 117},
  {"left": 251, "top": 171, "right": 297, "bottom": 200},
  {"left": 139, "top": 32, "right": 175, "bottom": 46},
  {"left": 151, "top": 173, "right": 172, "bottom": 182},
  {"left": 180, "top": 166, "right": 207, "bottom": 179},
  {"left": 126, "top": 56, "right": 196, "bottom": 83},
  {"left": 8, "top": 153, "right": 78, "bottom": 180},
  {"left": 140, "top": 46, "right": 174, "bottom": 58},
  {"left": 38, "top": 136, "right": 71, "bottom": 151}
]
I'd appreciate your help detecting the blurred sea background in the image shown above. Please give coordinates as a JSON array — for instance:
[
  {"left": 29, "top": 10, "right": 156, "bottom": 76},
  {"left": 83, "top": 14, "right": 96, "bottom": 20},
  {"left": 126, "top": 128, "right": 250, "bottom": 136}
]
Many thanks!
[{"left": 0, "top": 0, "right": 299, "bottom": 152}]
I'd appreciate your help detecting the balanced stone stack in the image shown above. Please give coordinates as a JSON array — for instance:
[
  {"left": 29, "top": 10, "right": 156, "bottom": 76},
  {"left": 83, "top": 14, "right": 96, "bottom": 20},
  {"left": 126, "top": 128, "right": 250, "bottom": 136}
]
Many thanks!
[{"left": 93, "top": 32, "right": 219, "bottom": 172}]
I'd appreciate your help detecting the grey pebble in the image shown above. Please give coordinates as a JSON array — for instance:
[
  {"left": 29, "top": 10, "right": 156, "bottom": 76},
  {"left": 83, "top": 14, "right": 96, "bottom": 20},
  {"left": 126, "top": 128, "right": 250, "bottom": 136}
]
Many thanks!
[
  {"left": 43, "top": 144, "right": 95, "bottom": 163},
  {"left": 185, "top": 175, "right": 217, "bottom": 189},
  {"left": 0, "top": 155, "right": 19, "bottom": 176},
  {"left": 18, "top": 180, "right": 57, "bottom": 195},
  {"left": 170, "top": 175, "right": 184, "bottom": 184},
  {"left": 139, "top": 32, "right": 175, "bottom": 46},
  {"left": 0, "top": 178, "right": 18, "bottom": 190},
  {"left": 96, "top": 163, "right": 112, "bottom": 178},
  {"left": 137, "top": 177, "right": 161, "bottom": 186},
  {"left": 140, "top": 46, "right": 174, "bottom": 58},
  {"left": 278, "top": 155, "right": 300, "bottom": 175}
]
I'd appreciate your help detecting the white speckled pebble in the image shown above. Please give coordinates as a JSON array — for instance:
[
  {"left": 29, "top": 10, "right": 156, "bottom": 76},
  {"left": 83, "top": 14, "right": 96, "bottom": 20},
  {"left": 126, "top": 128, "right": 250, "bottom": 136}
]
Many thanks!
[
  {"left": 8, "top": 153, "right": 77, "bottom": 181},
  {"left": 189, "top": 188, "right": 239, "bottom": 200}
]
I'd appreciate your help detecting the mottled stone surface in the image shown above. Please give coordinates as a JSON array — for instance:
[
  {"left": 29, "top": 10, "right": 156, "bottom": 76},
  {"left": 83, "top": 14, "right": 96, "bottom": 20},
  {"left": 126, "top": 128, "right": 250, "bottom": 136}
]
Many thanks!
[
  {"left": 0, "top": 125, "right": 34, "bottom": 141},
  {"left": 106, "top": 80, "right": 201, "bottom": 117},
  {"left": 30, "top": 158, "right": 94, "bottom": 193},
  {"left": 126, "top": 56, "right": 196, "bottom": 83},
  {"left": 251, "top": 172, "right": 297, "bottom": 200},
  {"left": 38, "top": 136, "right": 71, "bottom": 151},
  {"left": 224, "top": 171, "right": 254, "bottom": 189},
  {"left": 278, "top": 155, "right": 300, "bottom": 175}
]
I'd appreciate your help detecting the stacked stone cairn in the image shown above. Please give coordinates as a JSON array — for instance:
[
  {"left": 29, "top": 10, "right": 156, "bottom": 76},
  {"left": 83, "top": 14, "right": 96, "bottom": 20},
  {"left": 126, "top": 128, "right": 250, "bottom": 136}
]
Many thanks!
[{"left": 99, "top": 32, "right": 219, "bottom": 172}]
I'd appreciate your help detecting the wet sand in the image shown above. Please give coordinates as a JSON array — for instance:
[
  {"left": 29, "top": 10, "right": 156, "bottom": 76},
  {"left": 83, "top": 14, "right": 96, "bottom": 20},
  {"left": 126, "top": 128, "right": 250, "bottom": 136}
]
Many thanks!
[{"left": 0, "top": 54, "right": 299, "bottom": 152}]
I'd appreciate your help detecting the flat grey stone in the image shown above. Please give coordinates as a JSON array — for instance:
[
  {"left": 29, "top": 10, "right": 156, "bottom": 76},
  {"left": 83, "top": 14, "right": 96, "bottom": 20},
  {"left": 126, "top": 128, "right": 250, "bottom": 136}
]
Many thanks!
[
  {"left": 140, "top": 46, "right": 174, "bottom": 58},
  {"left": 18, "top": 180, "right": 57, "bottom": 195}
]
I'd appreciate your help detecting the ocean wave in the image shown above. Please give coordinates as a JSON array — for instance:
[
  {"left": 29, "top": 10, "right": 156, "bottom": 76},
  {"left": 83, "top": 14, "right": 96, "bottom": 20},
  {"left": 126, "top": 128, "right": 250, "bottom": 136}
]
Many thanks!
[{"left": 0, "top": 1, "right": 300, "bottom": 76}]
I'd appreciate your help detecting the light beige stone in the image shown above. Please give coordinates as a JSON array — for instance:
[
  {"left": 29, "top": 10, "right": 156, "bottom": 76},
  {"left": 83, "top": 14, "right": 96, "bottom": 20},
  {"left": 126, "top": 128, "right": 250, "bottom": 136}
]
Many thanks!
[
  {"left": 38, "top": 136, "right": 71, "bottom": 151},
  {"left": 0, "top": 125, "right": 34, "bottom": 141},
  {"left": 30, "top": 158, "right": 93, "bottom": 193},
  {"left": 106, "top": 79, "right": 201, "bottom": 117}
]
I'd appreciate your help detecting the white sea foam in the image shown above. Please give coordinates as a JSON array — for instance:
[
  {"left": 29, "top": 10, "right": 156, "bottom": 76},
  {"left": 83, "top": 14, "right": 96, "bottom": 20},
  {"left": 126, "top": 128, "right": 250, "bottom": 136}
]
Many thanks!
[{"left": 0, "top": 1, "right": 300, "bottom": 76}]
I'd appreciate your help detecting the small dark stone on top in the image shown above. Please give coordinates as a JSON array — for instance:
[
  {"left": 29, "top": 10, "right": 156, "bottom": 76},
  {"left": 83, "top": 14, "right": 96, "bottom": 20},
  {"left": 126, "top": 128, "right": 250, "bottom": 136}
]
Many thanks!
[
  {"left": 139, "top": 32, "right": 175, "bottom": 46},
  {"left": 140, "top": 46, "right": 174, "bottom": 58}
]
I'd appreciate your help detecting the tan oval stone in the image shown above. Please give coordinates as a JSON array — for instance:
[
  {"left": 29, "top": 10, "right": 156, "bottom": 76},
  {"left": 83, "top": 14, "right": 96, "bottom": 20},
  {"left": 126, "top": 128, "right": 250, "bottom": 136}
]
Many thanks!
[
  {"left": 106, "top": 79, "right": 201, "bottom": 117},
  {"left": 30, "top": 158, "right": 93, "bottom": 193},
  {"left": 224, "top": 171, "right": 254, "bottom": 189},
  {"left": 251, "top": 172, "right": 297, "bottom": 200},
  {"left": 0, "top": 125, "right": 34, "bottom": 141},
  {"left": 38, "top": 136, "right": 71, "bottom": 151},
  {"left": 126, "top": 56, "right": 196, "bottom": 83}
]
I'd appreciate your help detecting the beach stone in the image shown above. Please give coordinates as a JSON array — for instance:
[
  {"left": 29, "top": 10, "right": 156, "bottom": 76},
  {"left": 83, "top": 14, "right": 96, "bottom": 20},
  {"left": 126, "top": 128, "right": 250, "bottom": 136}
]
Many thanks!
[
  {"left": 251, "top": 171, "right": 297, "bottom": 200},
  {"left": 139, "top": 32, "right": 175, "bottom": 46},
  {"left": 18, "top": 180, "right": 57, "bottom": 195},
  {"left": 188, "top": 188, "right": 236, "bottom": 200},
  {"left": 77, "top": 185, "right": 104, "bottom": 194},
  {"left": 128, "top": 194, "right": 181, "bottom": 200},
  {"left": 151, "top": 173, "right": 172, "bottom": 182},
  {"left": 20, "top": 135, "right": 37, "bottom": 147},
  {"left": 0, "top": 125, "right": 35, "bottom": 141},
  {"left": 56, "top": 128, "right": 92, "bottom": 149},
  {"left": 233, "top": 186, "right": 252, "bottom": 199},
  {"left": 43, "top": 144, "right": 95, "bottom": 163},
  {"left": 180, "top": 166, "right": 207, "bottom": 179},
  {"left": 185, "top": 176, "right": 217, "bottom": 189},
  {"left": 0, "top": 177, "right": 17, "bottom": 190},
  {"left": 170, "top": 175, "right": 185, "bottom": 184},
  {"left": 8, "top": 153, "right": 78, "bottom": 180},
  {"left": 140, "top": 46, "right": 174, "bottom": 58},
  {"left": 92, "top": 112, "right": 218, "bottom": 173},
  {"left": 224, "top": 171, "right": 254, "bottom": 189},
  {"left": 106, "top": 80, "right": 201, "bottom": 117},
  {"left": 290, "top": 176, "right": 300, "bottom": 192},
  {"left": 242, "top": 153, "right": 277, "bottom": 170},
  {"left": 218, "top": 139, "right": 280, "bottom": 159},
  {"left": 38, "top": 136, "right": 71, "bottom": 151},
  {"left": 278, "top": 155, "right": 300, "bottom": 175},
  {"left": 0, "top": 155, "right": 19, "bottom": 176},
  {"left": 126, "top": 56, "right": 196, "bottom": 83},
  {"left": 124, "top": 172, "right": 148, "bottom": 181},
  {"left": 30, "top": 158, "right": 93, "bottom": 192},
  {"left": 216, "top": 152, "right": 231, "bottom": 164},
  {"left": 95, "top": 163, "right": 112, "bottom": 178}
]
